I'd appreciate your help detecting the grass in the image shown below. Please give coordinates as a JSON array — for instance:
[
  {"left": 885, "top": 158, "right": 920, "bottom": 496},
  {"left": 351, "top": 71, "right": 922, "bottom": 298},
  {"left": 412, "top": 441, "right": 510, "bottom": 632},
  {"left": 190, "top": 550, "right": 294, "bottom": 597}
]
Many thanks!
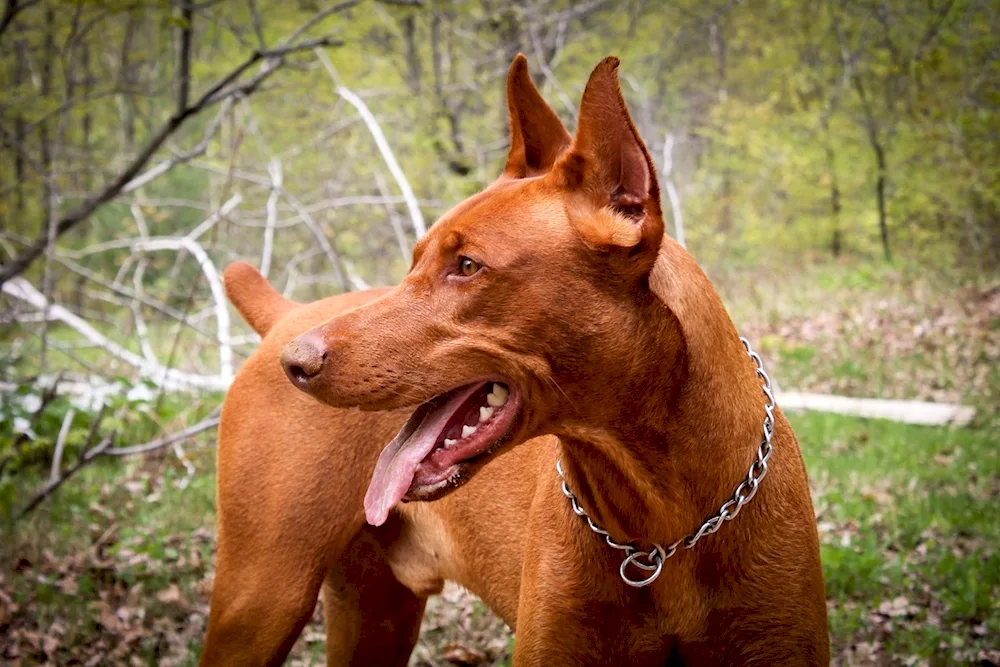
[{"left": 796, "top": 412, "right": 999, "bottom": 664}]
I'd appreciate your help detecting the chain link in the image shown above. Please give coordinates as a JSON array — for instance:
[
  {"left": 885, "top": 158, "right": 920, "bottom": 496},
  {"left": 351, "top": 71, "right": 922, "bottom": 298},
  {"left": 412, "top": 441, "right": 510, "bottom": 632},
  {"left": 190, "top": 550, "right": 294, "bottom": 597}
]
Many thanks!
[{"left": 556, "top": 336, "right": 776, "bottom": 588}]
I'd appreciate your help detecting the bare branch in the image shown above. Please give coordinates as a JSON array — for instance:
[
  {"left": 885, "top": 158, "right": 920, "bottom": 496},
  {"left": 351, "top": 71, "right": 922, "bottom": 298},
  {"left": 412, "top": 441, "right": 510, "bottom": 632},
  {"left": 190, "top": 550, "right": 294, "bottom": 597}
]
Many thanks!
[
  {"left": 0, "top": 29, "right": 343, "bottom": 287},
  {"left": 282, "top": 189, "right": 351, "bottom": 292},
  {"left": 177, "top": 2, "right": 194, "bottom": 114},
  {"left": 315, "top": 48, "right": 427, "bottom": 238},
  {"left": 0, "top": 0, "right": 40, "bottom": 43},
  {"left": 261, "top": 159, "right": 282, "bottom": 278},
  {"left": 373, "top": 169, "right": 413, "bottom": 261},
  {"left": 15, "top": 408, "right": 219, "bottom": 518},
  {"left": 59, "top": 234, "right": 234, "bottom": 383},
  {"left": 283, "top": 0, "right": 360, "bottom": 46},
  {"left": 48, "top": 408, "right": 76, "bottom": 484},
  {"left": 344, "top": 260, "right": 371, "bottom": 290},
  {"left": 2, "top": 278, "right": 229, "bottom": 391},
  {"left": 247, "top": 0, "right": 266, "bottom": 48},
  {"left": 18, "top": 435, "right": 114, "bottom": 519},
  {"left": 105, "top": 414, "right": 220, "bottom": 456},
  {"left": 185, "top": 193, "right": 243, "bottom": 240}
]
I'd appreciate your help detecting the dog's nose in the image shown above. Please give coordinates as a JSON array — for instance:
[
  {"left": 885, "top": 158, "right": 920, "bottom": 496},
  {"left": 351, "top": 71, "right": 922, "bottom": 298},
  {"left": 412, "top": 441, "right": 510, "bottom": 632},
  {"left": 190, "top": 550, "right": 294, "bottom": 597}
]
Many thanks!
[{"left": 280, "top": 332, "right": 327, "bottom": 391}]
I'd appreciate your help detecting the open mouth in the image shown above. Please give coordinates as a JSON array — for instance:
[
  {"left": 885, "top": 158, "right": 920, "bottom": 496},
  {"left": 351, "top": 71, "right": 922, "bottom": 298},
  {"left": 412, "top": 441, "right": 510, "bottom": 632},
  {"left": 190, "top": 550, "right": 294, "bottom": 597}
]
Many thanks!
[{"left": 364, "top": 380, "right": 521, "bottom": 526}]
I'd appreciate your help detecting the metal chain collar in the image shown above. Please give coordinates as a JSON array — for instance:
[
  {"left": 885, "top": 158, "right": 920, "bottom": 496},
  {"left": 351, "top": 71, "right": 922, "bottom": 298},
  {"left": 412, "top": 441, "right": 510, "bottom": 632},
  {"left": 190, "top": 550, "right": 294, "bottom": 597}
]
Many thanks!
[{"left": 555, "top": 336, "right": 776, "bottom": 588}]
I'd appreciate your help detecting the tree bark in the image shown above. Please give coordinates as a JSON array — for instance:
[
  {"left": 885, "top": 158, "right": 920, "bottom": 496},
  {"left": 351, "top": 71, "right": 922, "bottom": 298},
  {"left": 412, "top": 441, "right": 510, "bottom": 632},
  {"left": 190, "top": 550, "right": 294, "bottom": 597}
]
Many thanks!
[
  {"left": 120, "top": 10, "right": 139, "bottom": 159},
  {"left": 853, "top": 74, "right": 891, "bottom": 261},
  {"left": 81, "top": 40, "right": 92, "bottom": 189},
  {"left": 39, "top": 7, "right": 55, "bottom": 228},
  {"left": 822, "top": 124, "right": 843, "bottom": 258},
  {"left": 13, "top": 27, "right": 26, "bottom": 222},
  {"left": 873, "top": 140, "right": 890, "bottom": 261},
  {"left": 401, "top": 14, "right": 421, "bottom": 93}
]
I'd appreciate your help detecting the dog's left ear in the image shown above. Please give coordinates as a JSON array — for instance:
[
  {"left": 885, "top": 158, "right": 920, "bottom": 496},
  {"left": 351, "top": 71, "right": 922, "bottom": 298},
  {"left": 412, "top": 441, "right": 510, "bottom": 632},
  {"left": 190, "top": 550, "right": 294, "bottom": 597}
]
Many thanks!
[{"left": 555, "top": 57, "right": 664, "bottom": 260}]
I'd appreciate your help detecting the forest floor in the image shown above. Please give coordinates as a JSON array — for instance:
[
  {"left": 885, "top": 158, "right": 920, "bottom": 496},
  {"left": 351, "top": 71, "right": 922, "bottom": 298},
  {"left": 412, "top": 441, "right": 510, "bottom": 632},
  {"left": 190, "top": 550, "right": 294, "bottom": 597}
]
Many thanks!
[{"left": 2, "top": 262, "right": 998, "bottom": 666}]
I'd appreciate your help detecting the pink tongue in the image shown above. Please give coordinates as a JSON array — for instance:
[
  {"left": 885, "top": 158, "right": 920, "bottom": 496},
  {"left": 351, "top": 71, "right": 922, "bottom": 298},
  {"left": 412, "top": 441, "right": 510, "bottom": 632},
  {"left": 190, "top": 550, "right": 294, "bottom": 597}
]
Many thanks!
[{"left": 364, "top": 383, "right": 483, "bottom": 526}]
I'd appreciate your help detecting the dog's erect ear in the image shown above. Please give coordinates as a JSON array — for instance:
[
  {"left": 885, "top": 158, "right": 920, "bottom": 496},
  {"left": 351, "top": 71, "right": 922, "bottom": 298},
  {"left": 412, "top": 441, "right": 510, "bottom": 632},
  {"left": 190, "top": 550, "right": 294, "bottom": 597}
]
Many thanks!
[
  {"left": 555, "top": 57, "right": 664, "bottom": 254},
  {"left": 503, "top": 54, "right": 572, "bottom": 178}
]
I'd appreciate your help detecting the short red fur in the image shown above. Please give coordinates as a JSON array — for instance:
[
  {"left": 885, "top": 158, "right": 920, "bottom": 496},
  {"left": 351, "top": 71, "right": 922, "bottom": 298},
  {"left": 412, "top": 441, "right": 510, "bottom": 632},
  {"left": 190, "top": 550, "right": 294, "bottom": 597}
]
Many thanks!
[{"left": 201, "top": 55, "right": 829, "bottom": 666}]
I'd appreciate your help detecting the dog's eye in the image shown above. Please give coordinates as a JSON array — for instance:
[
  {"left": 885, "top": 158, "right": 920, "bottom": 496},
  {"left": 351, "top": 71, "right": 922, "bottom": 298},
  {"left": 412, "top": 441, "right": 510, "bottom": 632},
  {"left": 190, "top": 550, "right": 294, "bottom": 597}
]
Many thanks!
[{"left": 458, "top": 257, "right": 482, "bottom": 277}]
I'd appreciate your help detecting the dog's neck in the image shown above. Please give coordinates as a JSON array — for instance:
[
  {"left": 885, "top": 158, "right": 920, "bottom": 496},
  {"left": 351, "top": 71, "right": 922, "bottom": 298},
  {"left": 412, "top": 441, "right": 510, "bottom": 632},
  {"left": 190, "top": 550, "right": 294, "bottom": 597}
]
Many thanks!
[{"left": 557, "top": 238, "right": 765, "bottom": 548}]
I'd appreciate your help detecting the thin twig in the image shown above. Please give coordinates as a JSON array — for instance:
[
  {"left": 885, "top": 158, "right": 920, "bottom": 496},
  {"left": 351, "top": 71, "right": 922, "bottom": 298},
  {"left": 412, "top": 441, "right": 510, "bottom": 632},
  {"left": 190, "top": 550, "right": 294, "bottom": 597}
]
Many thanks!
[
  {"left": 17, "top": 435, "right": 114, "bottom": 519},
  {"left": 315, "top": 48, "right": 426, "bottom": 238},
  {"left": 105, "top": 414, "right": 220, "bottom": 456}
]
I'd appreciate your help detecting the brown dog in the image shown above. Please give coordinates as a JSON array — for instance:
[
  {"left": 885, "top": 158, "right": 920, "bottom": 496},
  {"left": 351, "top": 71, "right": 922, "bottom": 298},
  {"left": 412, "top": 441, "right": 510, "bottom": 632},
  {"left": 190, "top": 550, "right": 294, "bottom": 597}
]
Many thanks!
[{"left": 201, "top": 55, "right": 829, "bottom": 666}]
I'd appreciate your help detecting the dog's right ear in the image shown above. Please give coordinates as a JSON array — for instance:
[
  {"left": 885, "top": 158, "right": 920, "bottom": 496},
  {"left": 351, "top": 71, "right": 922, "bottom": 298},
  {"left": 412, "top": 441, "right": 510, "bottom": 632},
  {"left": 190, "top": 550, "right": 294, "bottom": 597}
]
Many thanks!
[
  {"left": 503, "top": 54, "right": 572, "bottom": 179},
  {"left": 552, "top": 57, "right": 664, "bottom": 271}
]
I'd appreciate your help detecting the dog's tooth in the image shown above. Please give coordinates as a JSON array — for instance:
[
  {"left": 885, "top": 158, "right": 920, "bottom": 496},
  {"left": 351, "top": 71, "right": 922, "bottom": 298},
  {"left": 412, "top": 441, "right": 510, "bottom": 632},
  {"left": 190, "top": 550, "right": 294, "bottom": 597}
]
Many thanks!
[
  {"left": 443, "top": 438, "right": 457, "bottom": 447},
  {"left": 479, "top": 406, "right": 494, "bottom": 423},
  {"left": 462, "top": 424, "right": 478, "bottom": 439},
  {"left": 486, "top": 384, "right": 508, "bottom": 407}
]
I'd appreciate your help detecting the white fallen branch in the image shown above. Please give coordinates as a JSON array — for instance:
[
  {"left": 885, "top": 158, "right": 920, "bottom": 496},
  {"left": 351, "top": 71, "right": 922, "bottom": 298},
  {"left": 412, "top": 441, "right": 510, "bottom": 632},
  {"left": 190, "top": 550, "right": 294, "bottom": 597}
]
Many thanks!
[
  {"left": 131, "top": 262, "right": 159, "bottom": 366},
  {"left": 343, "top": 259, "right": 370, "bottom": 291},
  {"left": 261, "top": 158, "right": 282, "bottom": 278},
  {"left": 60, "top": 235, "right": 233, "bottom": 385},
  {"left": 186, "top": 193, "right": 243, "bottom": 241},
  {"left": 2, "top": 278, "right": 229, "bottom": 391},
  {"left": 106, "top": 414, "right": 221, "bottom": 456},
  {"left": 778, "top": 391, "right": 976, "bottom": 427},
  {"left": 49, "top": 408, "right": 76, "bottom": 484},
  {"left": 373, "top": 169, "right": 412, "bottom": 261},
  {"left": 662, "top": 132, "right": 686, "bottom": 249},
  {"left": 315, "top": 48, "right": 427, "bottom": 238},
  {"left": 186, "top": 161, "right": 350, "bottom": 291}
]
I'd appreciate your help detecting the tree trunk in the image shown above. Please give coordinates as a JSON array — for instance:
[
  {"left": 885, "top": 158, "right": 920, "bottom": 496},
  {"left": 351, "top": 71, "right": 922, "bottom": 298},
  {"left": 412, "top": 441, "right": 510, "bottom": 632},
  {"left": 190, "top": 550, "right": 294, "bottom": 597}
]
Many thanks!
[
  {"left": 402, "top": 14, "right": 421, "bottom": 93},
  {"left": 120, "top": 11, "right": 139, "bottom": 160},
  {"left": 13, "top": 30, "right": 26, "bottom": 223},
  {"left": 853, "top": 74, "right": 891, "bottom": 262},
  {"left": 874, "top": 140, "right": 890, "bottom": 261},
  {"left": 39, "top": 8, "right": 55, "bottom": 230},
  {"left": 81, "top": 41, "right": 92, "bottom": 190},
  {"left": 823, "top": 127, "right": 843, "bottom": 258}
]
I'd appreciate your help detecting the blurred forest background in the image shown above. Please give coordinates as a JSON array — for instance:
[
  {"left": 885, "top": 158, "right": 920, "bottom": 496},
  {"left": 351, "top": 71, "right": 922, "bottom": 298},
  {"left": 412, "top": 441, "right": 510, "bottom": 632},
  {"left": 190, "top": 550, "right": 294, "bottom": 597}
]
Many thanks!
[{"left": 0, "top": 0, "right": 998, "bottom": 665}]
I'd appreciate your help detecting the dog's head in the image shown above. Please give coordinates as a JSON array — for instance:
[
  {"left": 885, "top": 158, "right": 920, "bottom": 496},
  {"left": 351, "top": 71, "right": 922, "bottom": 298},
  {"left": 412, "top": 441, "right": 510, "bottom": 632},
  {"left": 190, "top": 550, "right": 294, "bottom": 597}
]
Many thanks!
[{"left": 282, "top": 55, "right": 676, "bottom": 526}]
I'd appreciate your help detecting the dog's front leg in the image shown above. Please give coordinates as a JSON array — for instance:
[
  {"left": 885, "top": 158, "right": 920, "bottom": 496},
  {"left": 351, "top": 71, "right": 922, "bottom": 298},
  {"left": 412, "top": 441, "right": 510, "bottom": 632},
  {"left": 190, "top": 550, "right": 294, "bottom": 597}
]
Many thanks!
[
  {"left": 511, "top": 520, "right": 675, "bottom": 667},
  {"left": 512, "top": 576, "right": 673, "bottom": 666}
]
